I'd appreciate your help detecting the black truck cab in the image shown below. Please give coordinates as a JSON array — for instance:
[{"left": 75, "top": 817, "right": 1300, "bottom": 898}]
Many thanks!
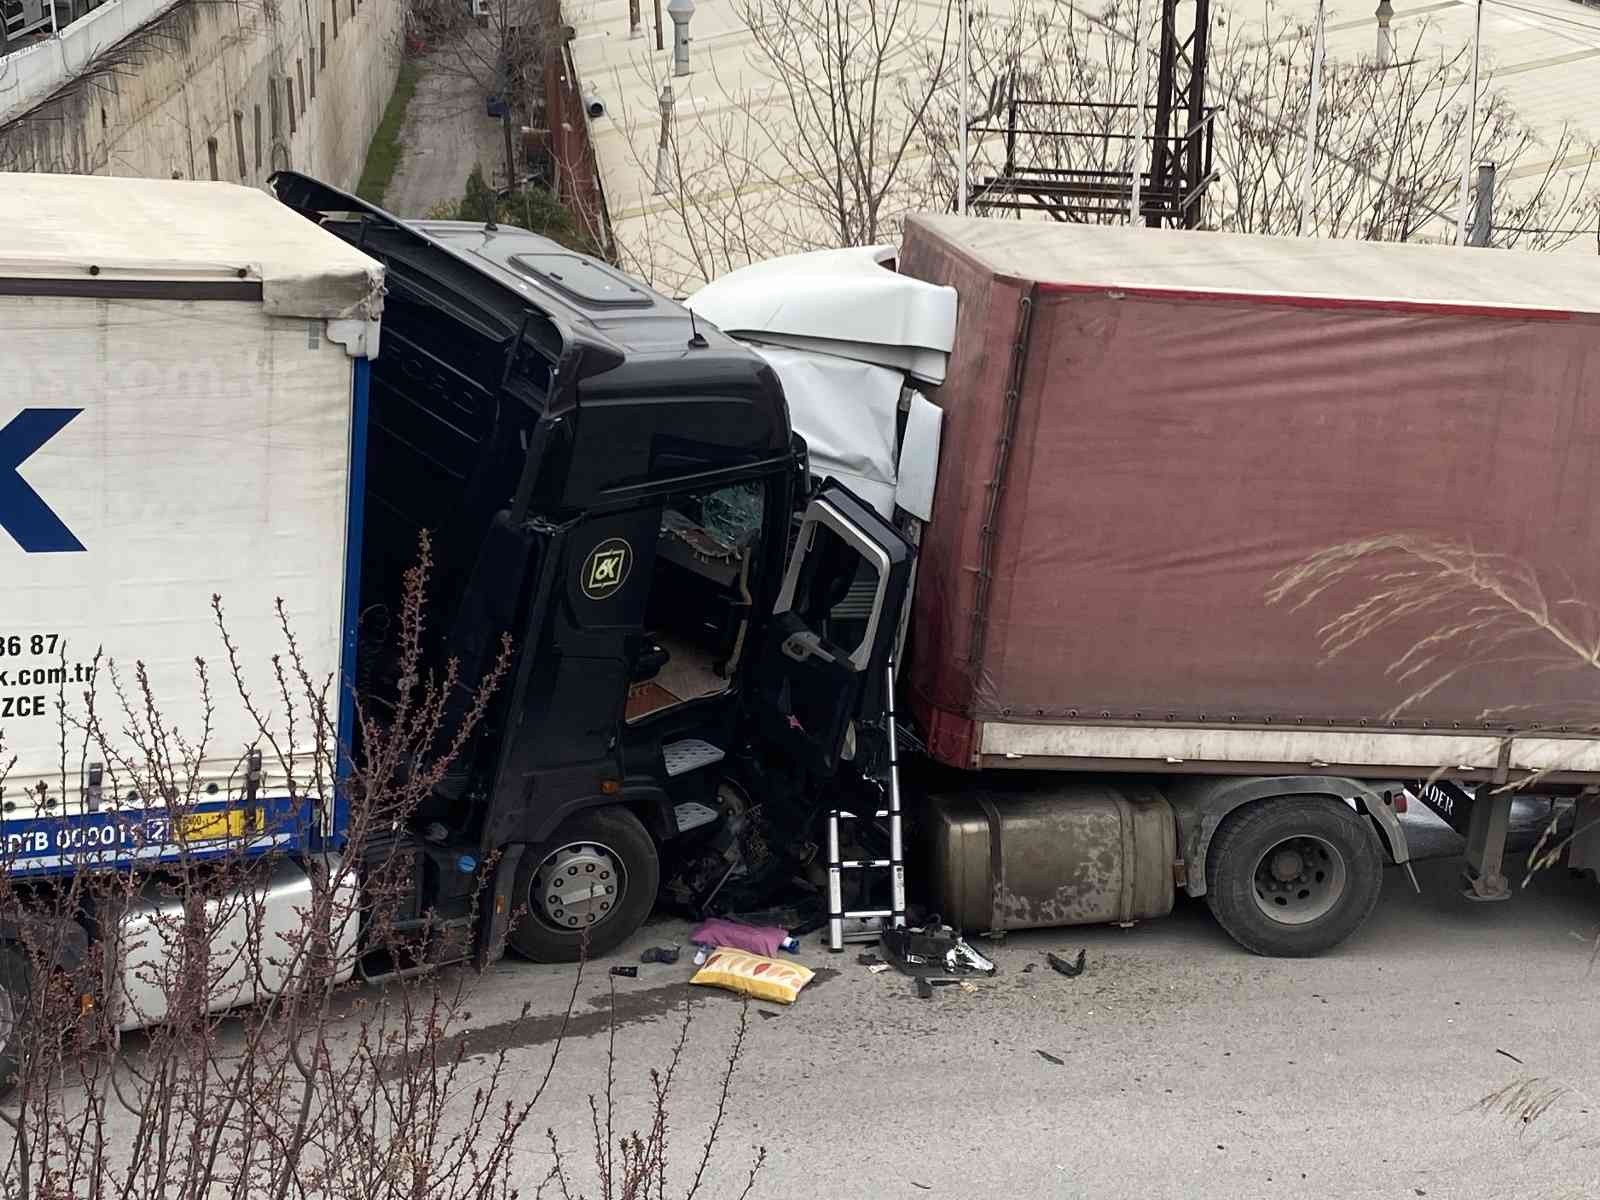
[{"left": 271, "top": 174, "right": 912, "bottom": 964}]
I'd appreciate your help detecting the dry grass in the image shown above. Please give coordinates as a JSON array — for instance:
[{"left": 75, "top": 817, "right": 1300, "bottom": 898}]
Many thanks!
[{"left": 1267, "top": 533, "right": 1600, "bottom": 725}]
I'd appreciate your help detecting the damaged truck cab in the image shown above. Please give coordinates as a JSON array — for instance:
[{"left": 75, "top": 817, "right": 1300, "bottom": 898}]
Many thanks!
[{"left": 271, "top": 174, "right": 912, "bottom": 964}]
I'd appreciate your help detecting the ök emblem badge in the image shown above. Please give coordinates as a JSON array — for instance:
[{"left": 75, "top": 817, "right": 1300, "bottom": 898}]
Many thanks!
[{"left": 582, "top": 538, "right": 632, "bottom": 600}]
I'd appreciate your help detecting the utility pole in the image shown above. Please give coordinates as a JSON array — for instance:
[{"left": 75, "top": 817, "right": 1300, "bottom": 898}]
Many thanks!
[
  {"left": 653, "top": 81, "right": 674, "bottom": 194},
  {"left": 958, "top": 0, "right": 969, "bottom": 215},
  {"left": 1297, "top": 0, "right": 1326, "bottom": 235},
  {"left": 502, "top": 110, "right": 518, "bottom": 194},
  {"left": 1468, "top": 161, "right": 1495, "bottom": 247},
  {"left": 1129, "top": 0, "right": 1148, "bottom": 224},
  {"left": 1454, "top": 0, "right": 1484, "bottom": 244}
]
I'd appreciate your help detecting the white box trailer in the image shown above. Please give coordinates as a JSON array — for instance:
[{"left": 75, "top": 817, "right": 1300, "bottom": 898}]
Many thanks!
[{"left": 0, "top": 174, "right": 382, "bottom": 873}]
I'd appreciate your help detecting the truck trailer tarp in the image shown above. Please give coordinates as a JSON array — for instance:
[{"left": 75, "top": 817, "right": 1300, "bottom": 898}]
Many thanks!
[
  {"left": 0, "top": 174, "right": 383, "bottom": 868},
  {"left": 900, "top": 215, "right": 1600, "bottom": 777}
]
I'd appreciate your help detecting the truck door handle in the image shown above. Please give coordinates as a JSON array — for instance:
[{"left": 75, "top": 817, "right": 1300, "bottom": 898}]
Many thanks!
[{"left": 781, "top": 630, "right": 836, "bottom": 665}]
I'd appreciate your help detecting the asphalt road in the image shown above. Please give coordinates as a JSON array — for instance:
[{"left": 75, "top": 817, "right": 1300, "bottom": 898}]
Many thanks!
[
  {"left": 30, "top": 800, "right": 1598, "bottom": 1198},
  {"left": 428, "top": 802, "right": 1600, "bottom": 1200}
]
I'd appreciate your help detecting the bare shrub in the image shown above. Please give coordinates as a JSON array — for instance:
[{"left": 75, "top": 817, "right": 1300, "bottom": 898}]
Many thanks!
[
  {"left": 1211, "top": 15, "right": 1600, "bottom": 245},
  {"left": 0, "top": 536, "right": 763, "bottom": 1197},
  {"left": 616, "top": 0, "right": 1598, "bottom": 289}
]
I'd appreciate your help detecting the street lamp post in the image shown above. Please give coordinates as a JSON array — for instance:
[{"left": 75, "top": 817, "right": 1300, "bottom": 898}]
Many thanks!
[{"left": 668, "top": 0, "right": 694, "bottom": 76}]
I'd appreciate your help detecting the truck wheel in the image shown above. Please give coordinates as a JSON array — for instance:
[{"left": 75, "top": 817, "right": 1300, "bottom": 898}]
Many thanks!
[
  {"left": 1204, "top": 796, "right": 1383, "bottom": 957},
  {"left": 508, "top": 806, "right": 660, "bottom": 963},
  {"left": 0, "top": 946, "right": 31, "bottom": 1099}
]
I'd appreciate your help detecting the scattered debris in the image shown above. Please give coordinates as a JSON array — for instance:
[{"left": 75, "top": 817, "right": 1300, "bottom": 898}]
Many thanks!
[
  {"left": 1047, "top": 949, "right": 1087, "bottom": 978},
  {"left": 1036, "top": 1050, "right": 1065, "bottom": 1066},
  {"left": 640, "top": 944, "right": 681, "bottom": 965},
  {"left": 959, "top": 981, "right": 979, "bottom": 994},
  {"left": 689, "top": 917, "right": 796, "bottom": 956},
  {"left": 856, "top": 951, "right": 883, "bottom": 966},
  {"left": 609, "top": 965, "right": 639, "bottom": 978},
  {"left": 914, "top": 976, "right": 968, "bottom": 999},
  {"left": 882, "top": 922, "right": 997, "bottom": 978},
  {"left": 691, "top": 948, "right": 816, "bottom": 1005},
  {"left": 1496, "top": 1048, "right": 1526, "bottom": 1065},
  {"left": 868, "top": 963, "right": 891, "bottom": 975},
  {"left": 911, "top": 1183, "right": 932, "bottom": 1191},
  {"left": 1022, "top": 963, "right": 1037, "bottom": 974}
]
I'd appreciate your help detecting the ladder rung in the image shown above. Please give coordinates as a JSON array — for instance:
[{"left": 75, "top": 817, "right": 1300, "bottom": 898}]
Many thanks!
[
  {"left": 838, "top": 859, "right": 893, "bottom": 869},
  {"left": 843, "top": 909, "right": 894, "bottom": 919}
]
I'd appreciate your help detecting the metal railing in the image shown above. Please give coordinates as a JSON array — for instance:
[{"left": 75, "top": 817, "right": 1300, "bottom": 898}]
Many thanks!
[
  {"left": 970, "top": 98, "right": 1220, "bottom": 226},
  {"left": 2, "top": 0, "right": 113, "bottom": 56},
  {"left": 1, "top": 0, "right": 53, "bottom": 50}
]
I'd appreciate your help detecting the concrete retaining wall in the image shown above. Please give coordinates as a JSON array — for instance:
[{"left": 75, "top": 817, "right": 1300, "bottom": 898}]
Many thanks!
[{"left": 0, "top": 0, "right": 403, "bottom": 192}]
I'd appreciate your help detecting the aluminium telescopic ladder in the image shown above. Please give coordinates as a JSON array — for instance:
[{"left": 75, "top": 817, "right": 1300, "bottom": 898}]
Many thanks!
[{"left": 826, "top": 657, "right": 907, "bottom": 950}]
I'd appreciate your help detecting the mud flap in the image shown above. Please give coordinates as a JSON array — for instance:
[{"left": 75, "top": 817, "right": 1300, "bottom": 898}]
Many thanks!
[
  {"left": 1355, "top": 791, "right": 1419, "bottom": 894},
  {"left": 475, "top": 843, "right": 527, "bottom": 968}
]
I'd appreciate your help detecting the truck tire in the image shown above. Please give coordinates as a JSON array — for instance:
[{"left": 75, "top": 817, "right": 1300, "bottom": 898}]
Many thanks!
[
  {"left": 508, "top": 806, "right": 660, "bottom": 963},
  {"left": 1204, "top": 796, "right": 1383, "bottom": 957},
  {"left": 0, "top": 945, "right": 31, "bottom": 1099}
]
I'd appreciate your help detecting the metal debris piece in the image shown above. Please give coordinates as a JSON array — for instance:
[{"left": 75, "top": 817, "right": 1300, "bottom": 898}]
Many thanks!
[
  {"left": 882, "top": 923, "right": 997, "bottom": 978},
  {"left": 609, "top": 965, "right": 639, "bottom": 978},
  {"left": 640, "top": 944, "right": 681, "bottom": 964},
  {"left": 1036, "top": 1049, "right": 1065, "bottom": 1066},
  {"left": 1046, "top": 949, "right": 1087, "bottom": 978}
]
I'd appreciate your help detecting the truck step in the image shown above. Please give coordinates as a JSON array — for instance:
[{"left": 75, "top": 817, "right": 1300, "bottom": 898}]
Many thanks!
[
  {"left": 663, "top": 738, "right": 725, "bottom": 778},
  {"left": 673, "top": 801, "right": 721, "bottom": 834}
]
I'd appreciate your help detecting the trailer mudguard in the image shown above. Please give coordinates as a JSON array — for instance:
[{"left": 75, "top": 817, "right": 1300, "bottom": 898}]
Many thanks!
[{"left": 1168, "top": 775, "right": 1410, "bottom": 898}]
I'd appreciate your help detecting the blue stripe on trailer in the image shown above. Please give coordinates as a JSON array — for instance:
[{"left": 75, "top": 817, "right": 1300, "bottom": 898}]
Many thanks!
[{"left": 331, "top": 356, "right": 371, "bottom": 850}]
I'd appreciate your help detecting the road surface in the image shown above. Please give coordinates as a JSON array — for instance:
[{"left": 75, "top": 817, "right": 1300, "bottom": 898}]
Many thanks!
[
  {"left": 51, "top": 802, "right": 1600, "bottom": 1198},
  {"left": 417, "top": 804, "right": 1600, "bottom": 1199}
]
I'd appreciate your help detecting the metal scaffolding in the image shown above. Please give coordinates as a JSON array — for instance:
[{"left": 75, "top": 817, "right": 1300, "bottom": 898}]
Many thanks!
[{"left": 970, "top": 0, "right": 1218, "bottom": 228}]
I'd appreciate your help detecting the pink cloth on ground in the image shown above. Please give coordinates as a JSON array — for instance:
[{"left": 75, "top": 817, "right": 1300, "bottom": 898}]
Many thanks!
[{"left": 688, "top": 919, "right": 788, "bottom": 957}]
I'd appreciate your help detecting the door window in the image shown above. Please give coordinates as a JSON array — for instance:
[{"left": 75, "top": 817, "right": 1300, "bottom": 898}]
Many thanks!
[{"left": 776, "top": 506, "right": 892, "bottom": 672}]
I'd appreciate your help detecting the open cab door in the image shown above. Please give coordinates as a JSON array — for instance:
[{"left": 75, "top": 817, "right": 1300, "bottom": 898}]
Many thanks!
[{"left": 752, "top": 482, "right": 913, "bottom": 776}]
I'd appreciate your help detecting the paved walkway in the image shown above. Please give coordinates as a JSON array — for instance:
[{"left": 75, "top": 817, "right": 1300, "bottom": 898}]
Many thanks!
[{"left": 384, "top": 39, "right": 506, "bottom": 218}]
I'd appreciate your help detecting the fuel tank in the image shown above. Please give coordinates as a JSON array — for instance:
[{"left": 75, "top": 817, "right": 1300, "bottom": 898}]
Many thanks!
[{"left": 923, "top": 780, "right": 1176, "bottom": 934}]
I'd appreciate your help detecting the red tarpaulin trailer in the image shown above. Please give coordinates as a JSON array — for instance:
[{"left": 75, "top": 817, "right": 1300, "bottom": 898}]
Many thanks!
[{"left": 899, "top": 215, "right": 1600, "bottom": 781}]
